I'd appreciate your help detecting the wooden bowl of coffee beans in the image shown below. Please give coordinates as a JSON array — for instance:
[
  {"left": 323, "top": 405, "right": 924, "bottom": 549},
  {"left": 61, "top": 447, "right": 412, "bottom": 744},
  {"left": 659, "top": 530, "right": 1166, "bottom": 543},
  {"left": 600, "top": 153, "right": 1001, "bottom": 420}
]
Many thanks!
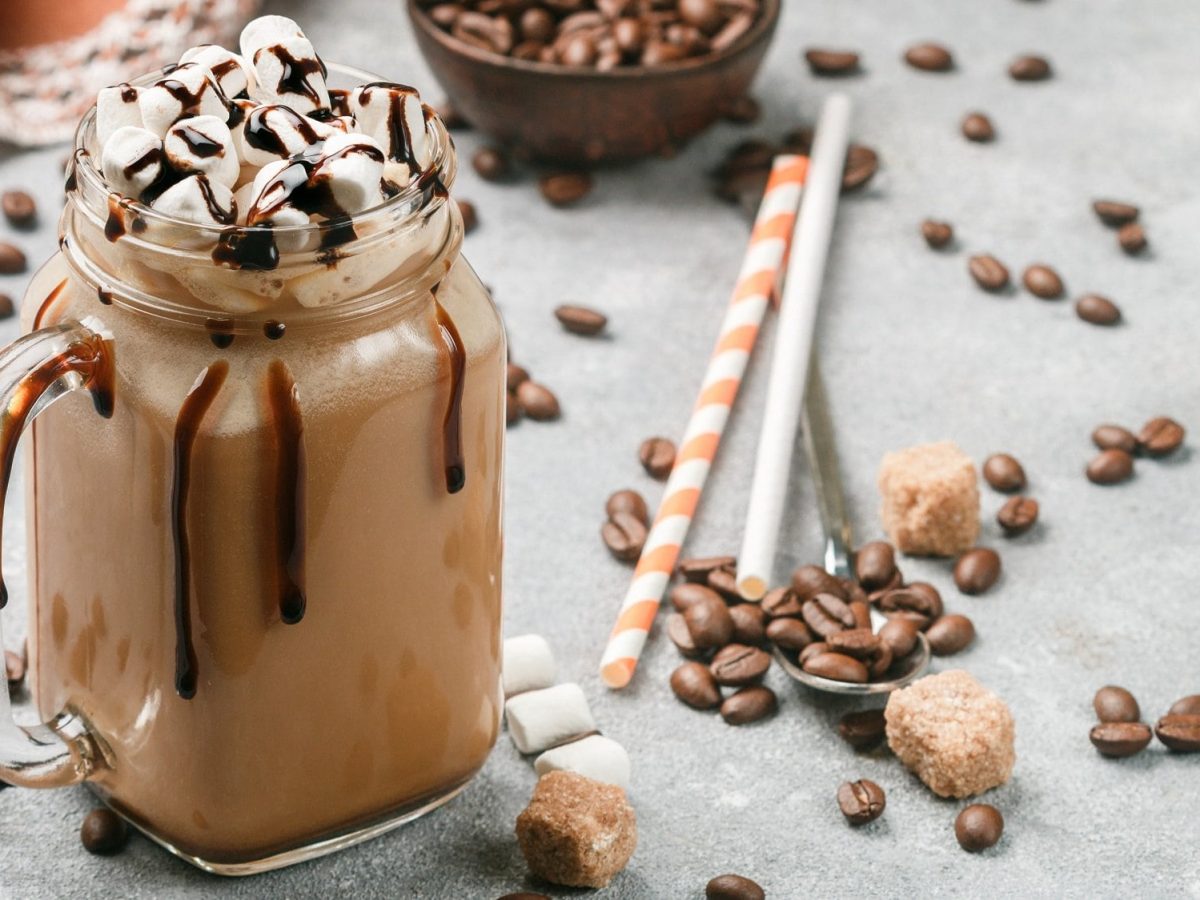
[{"left": 408, "top": 0, "right": 781, "bottom": 164}]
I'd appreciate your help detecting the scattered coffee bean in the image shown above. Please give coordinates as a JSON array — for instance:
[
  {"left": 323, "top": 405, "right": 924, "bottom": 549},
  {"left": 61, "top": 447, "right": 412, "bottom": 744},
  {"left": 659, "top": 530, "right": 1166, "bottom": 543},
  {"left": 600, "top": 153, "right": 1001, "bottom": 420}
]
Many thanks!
[
  {"left": 720, "top": 685, "right": 777, "bottom": 725},
  {"left": 506, "top": 363, "right": 530, "bottom": 392},
  {"left": 710, "top": 644, "right": 771, "bottom": 687},
  {"left": 826, "top": 628, "right": 882, "bottom": 660},
  {"left": 606, "top": 489, "right": 648, "bottom": 526},
  {"left": 678, "top": 556, "right": 737, "bottom": 583},
  {"left": 670, "top": 582, "right": 724, "bottom": 612},
  {"left": 1136, "top": 416, "right": 1184, "bottom": 457},
  {"left": 517, "top": 381, "right": 560, "bottom": 420},
  {"left": 1168, "top": 695, "right": 1200, "bottom": 717},
  {"left": 436, "top": 100, "right": 469, "bottom": 130},
  {"left": 706, "top": 873, "right": 765, "bottom": 900},
  {"left": 1089, "top": 721, "right": 1152, "bottom": 758},
  {"left": 80, "top": 808, "right": 128, "bottom": 855},
  {"left": 1022, "top": 264, "right": 1064, "bottom": 299},
  {"left": 539, "top": 172, "right": 594, "bottom": 207},
  {"left": 1075, "top": 293, "right": 1121, "bottom": 326},
  {"left": 671, "top": 661, "right": 722, "bottom": 709},
  {"left": 983, "top": 453, "right": 1026, "bottom": 492},
  {"left": 837, "top": 779, "right": 886, "bottom": 825},
  {"left": 878, "top": 617, "right": 919, "bottom": 657},
  {"left": 0, "top": 243, "right": 27, "bottom": 275},
  {"left": 854, "top": 541, "right": 897, "bottom": 591},
  {"left": 804, "top": 48, "right": 860, "bottom": 76},
  {"left": 798, "top": 641, "right": 829, "bottom": 667},
  {"left": 554, "top": 304, "right": 607, "bottom": 336},
  {"left": 904, "top": 42, "right": 953, "bottom": 72},
  {"left": 472, "top": 146, "right": 510, "bottom": 181},
  {"left": 720, "top": 95, "right": 761, "bottom": 125},
  {"left": 684, "top": 594, "right": 735, "bottom": 649},
  {"left": 667, "top": 612, "right": 705, "bottom": 658},
  {"left": 506, "top": 392, "right": 522, "bottom": 426},
  {"left": 997, "top": 496, "right": 1039, "bottom": 536},
  {"left": 802, "top": 594, "right": 856, "bottom": 637},
  {"left": 848, "top": 600, "right": 872, "bottom": 633},
  {"left": 926, "top": 614, "right": 975, "bottom": 655},
  {"left": 921, "top": 219, "right": 954, "bottom": 249},
  {"left": 838, "top": 709, "right": 887, "bottom": 750},
  {"left": 0, "top": 294, "right": 12, "bottom": 320},
  {"left": 728, "top": 603, "right": 767, "bottom": 646},
  {"left": 1117, "top": 222, "right": 1146, "bottom": 254},
  {"left": 1093, "top": 199, "right": 1138, "bottom": 227},
  {"left": 639, "top": 436, "right": 676, "bottom": 479},
  {"left": 841, "top": 145, "right": 878, "bottom": 192},
  {"left": 1155, "top": 715, "right": 1200, "bottom": 752},
  {"left": 1086, "top": 448, "right": 1134, "bottom": 485},
  {"left": 4, "top": 648, "right": 24, "bottom": 687},
  {"left": 955, "top": 804, "right": 1003, "bottom": 852},
  {"left": 1008, "top": 55, "right": 1051, "bottom": 81},
  {"left": 803, "top": 651, "right": 868, "bottom": 683},
  {"left": 953, "top": 548, "right": 1001, "bottom": 595},
  {"left": 962, "top": 112, "right": 995, "bottom": 143},
  {"left": 1093, "top": 685, "right": 1140, "bottom": 723},
  {"left": 878, "top": 586, "right": 942, "bottom": 629},
  {"left": 497, "top": 893, "right": 550, "bottom": 900},
  {"left": 458, "top": 199, "right": 478, "bottom": 234},
  {"left": 602, "top": 511, "right": 647, "bottom": 562},
  {"left": 2, "top": 190, "right": 36, "bottom": 228},
  {"left": 705, "top": 563, "right": 741, "bottom": 602},
  {"left": 764, "top": 617, "right": 814, "bottom": 650},
  {"left": 1092, "top": 424, "right": 1137, "bottom": 454},
  {"left": 791, "top": 564, "right": 847, "bottom": 601},
  {"left": 968, "top": 254, "right": 1009, "bottom": 291}
]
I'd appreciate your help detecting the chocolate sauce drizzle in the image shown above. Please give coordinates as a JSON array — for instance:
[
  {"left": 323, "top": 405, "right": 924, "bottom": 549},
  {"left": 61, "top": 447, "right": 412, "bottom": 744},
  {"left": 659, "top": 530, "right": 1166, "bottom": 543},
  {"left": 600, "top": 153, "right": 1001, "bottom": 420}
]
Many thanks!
[
  {"left": 358, "top": 82, "right": 422, "bottom": 171},
  {"left": 32, "top": 279, "right": 68, "bottom": 329},
  {"left": 97, "top": 287, "right": 113, "bottom": 306},
  {"left": 259, "top": 45, "right": 327, "bottom": 106},
  {"left": 432, "top": 292, "right": 466, "bottom": 494},
  {"left": 176, "top": 124, "right": 223, "bottom": 158},
  {"left": 205, "top": 318, "right": 235, "bottom": 349},
  {"left": 263, "top": 320, "right": 286, "bottom": 340},
  {"left": 171, "top": 361, "right": 229, "bottom": 699},
  {"left": 266, "top": 360, "right": 307, "bottom": 624}
]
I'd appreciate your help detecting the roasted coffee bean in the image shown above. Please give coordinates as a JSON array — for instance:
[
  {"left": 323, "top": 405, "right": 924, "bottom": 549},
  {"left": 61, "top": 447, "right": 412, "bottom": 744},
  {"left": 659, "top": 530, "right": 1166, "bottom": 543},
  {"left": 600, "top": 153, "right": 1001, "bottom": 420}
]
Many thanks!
[
  {"left": 711, "top": 12, "right": 754, "bottom": 52},
  {"left": 639, "top": 436, "right": 676, "bottom": 479},
  {"left": 497, "top": 893, "right": 551, "bottom": 900},
  {"left": 667, "top": 612, "right": 706, "bottom": 659},
  {"left": 997, "top": 496, "right": 1039, "bottom": 536},
  {"left": 539, "top": 172, "right": 593, "bottom": 206},
  {"left": 955, "top": 804, "right": 1003, "bottom": 852},
  {"left": 678, "top": 0, "right": 724, "bottom": 33},
  {"left": 728, "top": 603, "right": 767, "bottom": 645},
  {"left": 506, "top": 391, "right": 522, "bottom": 426},
  {"left": 849, "top": 600, "right": 872, "bottom": 631},
  {"left": 606, "top": 489, "right": 648, "bottom": 526},
  {"left": 878, "top": 617, "right": 919, "bottom": 657},
  {"left": 518, "top": 7, "right": 556, "bottom": 42},
  {"left": 678, "top": 555, "right": 736, "bottom": 583},
  {"left": 761, "top": 587, "right": 804, "bottom": 619},
  {"left": 1086, "top": 449, "right": 1134, "bottom": 485},
  {"left": 4, "top": 649, "right": 24, "bottom": 687},
  {"left": 803, "top": 651, "right": 868, "bottom": 683},
  {"left": 1089, "top": 721, "right": 1152, "bottom": 758},
  {"left": 429, "top": 4, "right": 463, "bottom": 29},
  {"left": 1169, "top": 695, "right": 1200, "bottom": 716},
  {"left": 904, "top": 42, "right": 953, "bottom": 71},
  {"left": 1092, "top": 200, "right": 1138, "bottom": 228},
  {"left": 953, "top": 548, "right": 1001, "bottom": 595},
  {"left": 838, "top": 709, "right": 887, "bottom": 750},
  {"left": 826, "top": 628, "right": 881, "bottom": 660},
  {"left": 1117, "top": 222, "right": 1146, "bottom": 254},
  {"left": 926, "top": 614, "right": 975, "bottom": 655},
  {"left": 1155, "top": 715, "right": 1200, "bottom": 752},
  {"left": 0, "top": 294, "right": 12, "bottom": 320},
  {"left": 0, "top": 243, "right": 27, "bottom": 275},
  {"left": 2, "top": 190, "right": 36, "bottom": 228},
  {"left": 671, "top": 582, "right": 724, "bottom": 612},
  {"left": 962, "top": 112, "right": 995, "bottom": 143},
  {"left": 80, "top": 809, "right": 128, "bottom": 856},
  {"left": 710, "top": 643, "right": 771, "bottom": 686},
  {"left": 921, "top": 219, "right": 953, "bottom": 249},
  {"left": 983, "top": 453, "right": 1026, "bottom": 492},
  {"left": 642, "top": 39, "right": 688, "bottom": 66},
  {"left": 765, "top": 617, "right": 815, "bottom": 650},
  {"left": 797, "top": 641, "right": 828, "bottom": 666},
  {"left": 472, "top": 146, "right": 510, "bottom": 181},
  {"left": 1092, "top": 424, "right": 1137, "bottom": 454},
  {"left": 802, "top": 594, "right": 856, "bottom": 637},
  {"left": 791, "top": 564, "right": 846, "bottom": 601},
  {"left": 854, "top": 541, "right": 896, "bottom": 591},
  {"left": 1137, "top": 416, "right": 1185, "bottom": 457},
  {"left": 804, "top": 48, "right": 860, "bottom": 76},
  {"left": 841, "top": 145, "right": 878, "bottom": 192},
  {"left": 517, "top": 381, "right": 560, "bottom": 420},
  {"left": 684, "top": 595, "right": 735, "bottom": 648},
  {"left": 1022, "top": 264, "right": 1064, "bottom": 299},
  {"left": 705, "top": 563, "right": 741, "bottom": 602},
  {"left": 1093, "top": 685, "right": 1140, "bottom": 723},
  {"left": 506, "top": 362, "right": 530, "bottom": 392},
  {"left": 706, "top": 873, "right": 765, "bottom": 900},
  {"left": 452, "top": 12, "right": 515, "bottom": 54},
  {"left": 837, "top": 779, "right": 886, "bottom": 824},
  {"left": 670, "top": 661, "right": 722, "bottom": 709},
  {"left": 968, "top": 254, "right": 1009, "bottom": 291},
  {"left": 720, "top": 684, "right": 777, "bottom": 725},
  {"left": 1008, "top": 55, "right": 1051, "bottom": 81},
  {"left": 602, "top": 511, "right": 647, "bottom": 561},
  {"left": 720, "top": 95, "right": 761, "bottom": 124},
  {"left": 554, "top": 304, "right": 607, "bottom": 336},
  {"left": 841, "top": 578, "right": 870, "bottom": 606},
  {"left": 1076, "top": 293, "right": 1121, "bottom": 326},
  {"left": 560, "top": 33, "right": 600, "bottom": 67},
  {"left": 458, "top": 198, "right": 478, "bottom": 234},
  {"left": 878, "top": 587, "right": 941, "bottom": 629}
]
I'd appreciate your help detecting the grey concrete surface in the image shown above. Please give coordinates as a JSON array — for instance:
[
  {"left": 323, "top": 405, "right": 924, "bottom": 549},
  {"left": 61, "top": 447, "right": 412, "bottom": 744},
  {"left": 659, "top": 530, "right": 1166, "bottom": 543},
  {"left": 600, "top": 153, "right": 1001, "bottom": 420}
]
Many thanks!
[{"left": 1, "top": 0, "right": 1198, "bottom": 897}]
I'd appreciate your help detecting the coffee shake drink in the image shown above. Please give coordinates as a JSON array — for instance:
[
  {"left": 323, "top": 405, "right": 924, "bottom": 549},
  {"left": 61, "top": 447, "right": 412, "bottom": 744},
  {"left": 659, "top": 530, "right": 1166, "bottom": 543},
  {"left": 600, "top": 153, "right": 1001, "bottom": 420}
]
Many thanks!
[{"left": 2, "top": 16, "right": 505, "bottom": 872}]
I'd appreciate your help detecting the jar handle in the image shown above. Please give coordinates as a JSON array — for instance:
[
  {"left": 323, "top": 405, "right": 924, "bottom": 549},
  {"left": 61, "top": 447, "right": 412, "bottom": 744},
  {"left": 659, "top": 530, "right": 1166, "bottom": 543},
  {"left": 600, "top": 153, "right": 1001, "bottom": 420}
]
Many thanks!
[{"left": 0, "top": 320, "right": 113, "bottom": 788}]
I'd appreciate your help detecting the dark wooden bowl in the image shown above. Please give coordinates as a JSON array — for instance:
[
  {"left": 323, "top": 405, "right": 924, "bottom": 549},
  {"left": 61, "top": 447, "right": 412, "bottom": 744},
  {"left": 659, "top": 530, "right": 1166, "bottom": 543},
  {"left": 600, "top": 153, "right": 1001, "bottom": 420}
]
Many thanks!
[{"left": 407, "top": 0, "right": 781, "bottom": 165}]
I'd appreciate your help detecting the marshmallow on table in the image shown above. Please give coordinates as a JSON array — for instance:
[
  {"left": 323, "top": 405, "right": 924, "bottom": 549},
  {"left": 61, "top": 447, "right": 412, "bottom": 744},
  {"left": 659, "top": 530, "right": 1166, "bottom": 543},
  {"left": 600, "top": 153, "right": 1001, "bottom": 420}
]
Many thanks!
[
  {"left": 151, "top": 174, "right": 235, "bottom": 227},
  {"left": 534, "top": 736, "right": 631, "bottom": 790},
  {"left": 249, "top": 36, "right": 330, "bottom": 114},
  {"left": 139, "top": 63, "right": 230, "bottom": 137},
  {"left": 96, "top": 85, "right": 144, "bottom": 145},
  {"left": 503, "top": 634, "right": 557, "bottom": 698},
  {"left": 164, "top": 116, "right": 240, "bottom": 189},
  {"left": 505, "top": 683, "right": 596, "bottom": 755},
  {"left": 101, "top": 126, "right": 163, "bottom": 199},
  {"left": 179, "top": 44, "right": 254, "bottom": 99},
  {"left": 350, "top": 83, "right": 430, "bottom": 183}
]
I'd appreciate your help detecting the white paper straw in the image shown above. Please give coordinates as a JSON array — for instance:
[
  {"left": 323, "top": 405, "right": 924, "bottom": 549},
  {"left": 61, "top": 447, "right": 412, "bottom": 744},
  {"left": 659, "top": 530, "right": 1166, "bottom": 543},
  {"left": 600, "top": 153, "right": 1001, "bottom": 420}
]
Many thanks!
[{"left": 735, "top": 94, "right": 853, "bottom": 600}]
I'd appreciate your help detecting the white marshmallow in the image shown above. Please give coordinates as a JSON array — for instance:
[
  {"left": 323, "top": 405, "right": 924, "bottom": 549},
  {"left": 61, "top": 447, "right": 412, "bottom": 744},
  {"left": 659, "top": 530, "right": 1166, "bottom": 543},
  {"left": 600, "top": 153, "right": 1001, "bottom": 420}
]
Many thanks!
[
  {"left": 151, "top": 174, "right": 236, "bottom": 227},
  {"left": 139, "top": 63, "right": 230, "bottom": 137},
  {"left": 534, "top": 736, "right": 631, "bottom": 790},
  {"left": 502, "top": 635, "right": 557, "bottom": 698},
  {"left": 96, "top": 85, "right": 144, "bottom": 145},
  {"left": 317, "top": 132, "right": 385, "bottom": 215},
  {"left": 237, "top": 104, "right": 333, "bottom": 168},
  {"left": 351, "top": 83, "right": 430, "bottom": 180},
  {"left": 250, "top": 36, "right": 329, "bottom": 114},
  {"left": 179, "top": 44, "right": 255, "bottom": 99},
  {"left": 242, "top": 160, "right": 313, "bottom": 252},
  {"left": 239, "top": 14, "right": 306, "bottom": 61},
  {"left": 100, "top": 126, "right": 163, "bottom": 199},
  {"left": 504, "top": 683, "right": 596, "bottom": 755},
  {"left": 164, "top": 116, "right": 240, "bottom": 189}
]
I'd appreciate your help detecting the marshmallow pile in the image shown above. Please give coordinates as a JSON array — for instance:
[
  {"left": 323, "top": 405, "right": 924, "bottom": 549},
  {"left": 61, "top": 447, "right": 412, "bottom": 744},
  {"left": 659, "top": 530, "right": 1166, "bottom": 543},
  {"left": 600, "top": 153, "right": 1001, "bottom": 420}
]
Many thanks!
[
  {"left": 92, "top": 15, "right": 434, "bottom": 238},
  {"left": 503, "top": 634, "right": 631, "bottom": 790}
]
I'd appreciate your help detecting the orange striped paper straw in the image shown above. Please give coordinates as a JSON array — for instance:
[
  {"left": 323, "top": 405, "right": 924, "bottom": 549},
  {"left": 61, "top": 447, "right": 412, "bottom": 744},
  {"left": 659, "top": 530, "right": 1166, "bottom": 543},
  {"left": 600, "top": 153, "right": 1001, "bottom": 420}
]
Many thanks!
[{"left": 600, "top": 155, "right": 809, "bottom": 689}]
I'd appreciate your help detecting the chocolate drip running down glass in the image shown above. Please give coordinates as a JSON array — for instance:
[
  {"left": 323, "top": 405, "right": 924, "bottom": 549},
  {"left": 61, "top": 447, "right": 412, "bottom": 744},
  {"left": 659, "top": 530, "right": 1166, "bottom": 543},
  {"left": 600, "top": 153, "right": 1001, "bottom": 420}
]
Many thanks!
[{"left": 0, "top": 18, "right": 506, "bottom": 875}]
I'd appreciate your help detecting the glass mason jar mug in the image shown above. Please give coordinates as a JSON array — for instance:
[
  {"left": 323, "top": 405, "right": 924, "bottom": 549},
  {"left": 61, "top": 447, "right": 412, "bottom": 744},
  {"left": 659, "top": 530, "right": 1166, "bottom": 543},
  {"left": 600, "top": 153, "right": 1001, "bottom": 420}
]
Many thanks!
[{"left": 0, "top": 66, "right": 506, "bottom": 874}]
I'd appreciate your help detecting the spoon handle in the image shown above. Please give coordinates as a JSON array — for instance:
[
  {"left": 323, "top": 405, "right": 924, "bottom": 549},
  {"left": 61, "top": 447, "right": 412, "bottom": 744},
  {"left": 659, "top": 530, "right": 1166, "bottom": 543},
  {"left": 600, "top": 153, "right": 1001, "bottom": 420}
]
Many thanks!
[{"left": 801, "top": 355, "right": 853, "bottom": 579}]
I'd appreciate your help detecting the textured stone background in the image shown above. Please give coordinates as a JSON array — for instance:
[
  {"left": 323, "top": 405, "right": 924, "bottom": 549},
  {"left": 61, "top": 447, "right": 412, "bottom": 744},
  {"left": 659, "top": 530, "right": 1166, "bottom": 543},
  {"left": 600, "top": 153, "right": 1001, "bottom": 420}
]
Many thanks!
[{"left": 0, "top": 0, "right": 1198, "bottom": 897}]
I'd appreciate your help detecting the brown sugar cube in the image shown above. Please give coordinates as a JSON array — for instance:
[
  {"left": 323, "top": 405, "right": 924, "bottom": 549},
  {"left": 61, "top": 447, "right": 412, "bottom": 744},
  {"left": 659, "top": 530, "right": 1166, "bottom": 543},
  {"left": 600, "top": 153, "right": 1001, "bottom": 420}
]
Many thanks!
[
  {"left": 885, "top": 669, "right": 1015, "bottom": 798},
  {"left": 877, "top": 442, "right": 980, "bottom": 556},
  {"left": 515, "top": 771, "right": 637, "bottom": 888}
]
